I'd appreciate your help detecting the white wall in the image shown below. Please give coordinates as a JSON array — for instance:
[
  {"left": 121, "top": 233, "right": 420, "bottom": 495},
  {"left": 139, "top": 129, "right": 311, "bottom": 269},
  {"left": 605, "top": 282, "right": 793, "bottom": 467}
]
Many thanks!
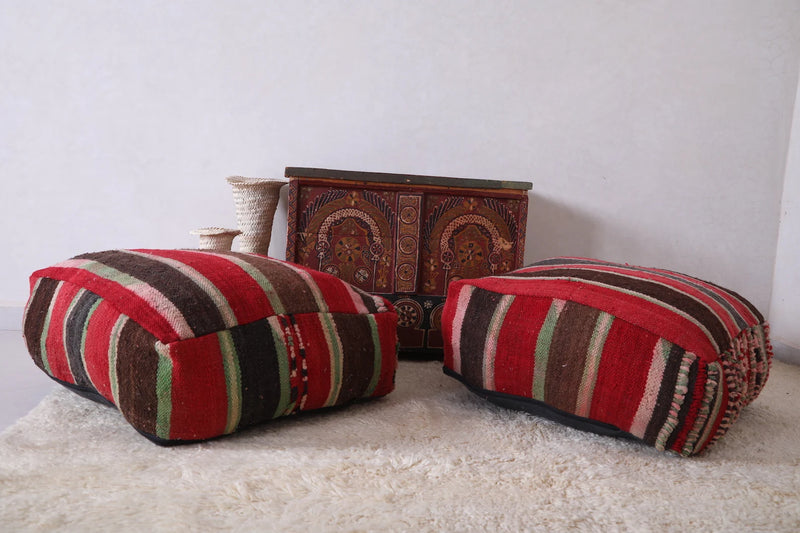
[
  {"left": 770, "top": 67, "right": 800, "bottom": 361},
  {"left": 2, "top": 2, "right": 799, "bottom": 340}
]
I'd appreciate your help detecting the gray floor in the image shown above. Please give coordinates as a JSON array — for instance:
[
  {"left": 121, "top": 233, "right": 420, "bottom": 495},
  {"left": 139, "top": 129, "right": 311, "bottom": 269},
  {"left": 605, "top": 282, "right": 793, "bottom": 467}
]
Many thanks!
[{"left": 0, "top": 330, "right": 55, "bottom": 432}]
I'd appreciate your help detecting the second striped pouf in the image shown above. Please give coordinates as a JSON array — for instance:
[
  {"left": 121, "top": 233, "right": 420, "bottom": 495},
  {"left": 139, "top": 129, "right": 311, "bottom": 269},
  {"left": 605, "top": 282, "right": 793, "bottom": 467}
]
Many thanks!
[
  {"left": 441, "top": 257, "right": 772, "bottom": 457},
  {"left": 22, "top": 249, "right": 398, "bottom": 444}
]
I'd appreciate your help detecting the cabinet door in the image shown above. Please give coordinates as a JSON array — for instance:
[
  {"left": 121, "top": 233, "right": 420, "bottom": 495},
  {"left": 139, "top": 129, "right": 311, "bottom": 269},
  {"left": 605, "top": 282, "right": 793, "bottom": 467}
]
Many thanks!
[
  {"left": 293, "top": 186, "right": 397, "bottom": 294},
  {"left": 418, "top": 193, "right": 524, "bottom": 296}
]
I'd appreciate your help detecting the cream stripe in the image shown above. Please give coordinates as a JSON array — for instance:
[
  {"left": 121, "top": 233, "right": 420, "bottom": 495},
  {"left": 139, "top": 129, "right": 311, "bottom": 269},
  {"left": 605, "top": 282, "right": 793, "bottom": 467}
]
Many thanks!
[
  {"left": 630, "top": 338, "right": 671, "bottom": 438},
  {"left": 695, "top": 362, "right": 725, "bottom": 453},
  {"left": 76, "top": 260, "right": 193, "bottom": 339},
  {"left": 483, "top": 294, "right": 515, "bottom": 390},
  {"left": 320, "top": 313, "right": 345, "bottom": 406},
  {"left": 501, "top": 275, "right": 721, "bottom": 354},
  {"left": 345, "top": 283, "right": 369, "bottom": 314},
  {"left": 450, "top": 285, "right": 475, "bottom": 375},
  {"left": 575, "top": 311, "right": 614, "bottom": 417},
  {"left": 108, "top": 315, "right": 129, "bottom": 406},
  {"left": 121, "top": 250, "right": 238, "bottom": 329}
]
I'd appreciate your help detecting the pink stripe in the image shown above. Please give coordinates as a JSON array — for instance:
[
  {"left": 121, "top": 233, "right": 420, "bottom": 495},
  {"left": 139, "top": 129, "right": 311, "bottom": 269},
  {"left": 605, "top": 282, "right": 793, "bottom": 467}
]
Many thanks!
[
  {"left": 630, "top": 339, "right": 669, "bottom": 437},
  {"left": 449, "top": 285, "right": 474, "bottom": 375}
]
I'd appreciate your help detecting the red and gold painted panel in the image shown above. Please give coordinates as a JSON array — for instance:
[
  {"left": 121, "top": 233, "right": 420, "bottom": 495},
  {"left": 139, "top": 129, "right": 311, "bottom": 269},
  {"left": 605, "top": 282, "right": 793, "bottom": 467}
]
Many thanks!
[{"left": 285, "top": 168, "right": 532, "bottom": 357}]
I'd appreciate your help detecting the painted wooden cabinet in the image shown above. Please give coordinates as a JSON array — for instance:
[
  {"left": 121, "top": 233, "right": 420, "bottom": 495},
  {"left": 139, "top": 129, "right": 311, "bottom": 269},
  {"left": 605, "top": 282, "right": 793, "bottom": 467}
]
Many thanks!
[{"left": 285, "top": 167, "right": 532, "bottom": 357}]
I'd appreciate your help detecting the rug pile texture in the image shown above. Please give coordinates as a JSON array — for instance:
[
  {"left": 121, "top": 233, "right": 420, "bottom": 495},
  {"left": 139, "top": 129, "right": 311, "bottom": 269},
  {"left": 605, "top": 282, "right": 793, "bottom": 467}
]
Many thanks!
[{"left": 1, "top": 360, "right": 799, "bottom": 532}]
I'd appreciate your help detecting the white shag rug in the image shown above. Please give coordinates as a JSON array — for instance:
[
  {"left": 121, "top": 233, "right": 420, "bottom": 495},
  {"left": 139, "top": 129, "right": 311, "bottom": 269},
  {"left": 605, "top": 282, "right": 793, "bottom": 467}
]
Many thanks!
[{"left": 1, "top": 360, "right": 799, "bottom": 532}]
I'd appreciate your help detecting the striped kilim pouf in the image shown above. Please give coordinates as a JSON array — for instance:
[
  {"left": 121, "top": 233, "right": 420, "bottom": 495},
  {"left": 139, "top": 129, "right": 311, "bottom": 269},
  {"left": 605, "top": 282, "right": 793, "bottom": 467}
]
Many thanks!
[
  {"left": 22, "top": 249, "right": 398, "bottom": 444},
  {"left": 442, "top": 257, "right": 772, "bottom": 456}
]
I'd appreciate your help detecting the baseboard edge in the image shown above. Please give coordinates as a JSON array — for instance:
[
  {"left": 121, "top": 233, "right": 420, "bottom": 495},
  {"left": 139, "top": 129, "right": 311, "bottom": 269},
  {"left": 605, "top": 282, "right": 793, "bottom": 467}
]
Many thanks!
[{"left": 773, "top": 340, "right": 800, "bottom": 366}]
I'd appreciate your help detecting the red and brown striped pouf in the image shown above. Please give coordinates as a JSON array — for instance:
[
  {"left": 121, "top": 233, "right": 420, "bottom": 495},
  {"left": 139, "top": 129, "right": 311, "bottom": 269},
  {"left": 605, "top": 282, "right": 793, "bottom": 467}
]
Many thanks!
[
  {"left": 441, "top": 257, "right": 772, "bottom": 456},
  {"left": 22, "top": 249, "right": 398, "bottom": 444}
]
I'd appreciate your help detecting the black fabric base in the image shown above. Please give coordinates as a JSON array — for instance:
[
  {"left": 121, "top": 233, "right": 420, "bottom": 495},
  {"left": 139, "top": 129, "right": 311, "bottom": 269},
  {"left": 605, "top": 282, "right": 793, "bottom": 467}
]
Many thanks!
[{"left": 443, "top": 366, "right": 639, "bottom": 442}]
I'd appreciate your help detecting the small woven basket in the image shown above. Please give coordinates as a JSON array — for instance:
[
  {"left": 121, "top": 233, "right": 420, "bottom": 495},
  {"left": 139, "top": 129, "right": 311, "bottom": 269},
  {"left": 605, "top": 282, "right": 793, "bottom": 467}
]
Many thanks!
[
  {"left": 226, "top": 176, "right": 288, "bottom": 256},
  {"left": 190, "top": 227, "right": 241, "bottom": 251}
]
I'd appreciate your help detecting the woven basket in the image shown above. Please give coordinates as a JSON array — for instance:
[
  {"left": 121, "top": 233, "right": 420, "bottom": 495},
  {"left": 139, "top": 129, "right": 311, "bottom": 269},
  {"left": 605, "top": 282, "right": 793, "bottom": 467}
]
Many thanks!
[
  {"left": 190, "top": 227, "right": 241, "bottom": 251},
  {"left": 226, "top": 176, "right": 288, "bottom": 256}
]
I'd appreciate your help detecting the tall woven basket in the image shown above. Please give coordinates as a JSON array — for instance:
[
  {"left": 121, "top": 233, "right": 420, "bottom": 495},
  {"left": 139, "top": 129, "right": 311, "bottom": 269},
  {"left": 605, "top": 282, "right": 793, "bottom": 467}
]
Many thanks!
[{"left": 227, "top": 176, "right": 287, "bottom": 256}]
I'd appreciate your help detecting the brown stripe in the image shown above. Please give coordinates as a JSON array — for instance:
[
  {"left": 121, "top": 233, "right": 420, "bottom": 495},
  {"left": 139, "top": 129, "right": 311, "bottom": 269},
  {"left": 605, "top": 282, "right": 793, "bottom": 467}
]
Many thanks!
[
  {"left": 215, "top": 252, "right": 321, "bottom": 315},
  {"left": 23, "top": 278, "right": 60, "bottom": 371},
  {"left": 516, "top": 268, "right": 731, "bottom": 353},
  {"left": 115, "top": 319, "right": 160, "bottom": 436},
  {"left": 76, "top": 250, "right": 226, "bottom": 338},
  {"left": 643, "top": 343, "right": 686, "bottom": 444},
  {"left": 544, "top": 302, "right": 601, "bottom": 412},
  {"left": 703, "top": 279, "right": 763, "bottom": 323},
  {"left": 332, "top": 314, "right": 375, "bottom": 405},
  {"left": 459, "top": 288, "right": 504, "bottom": 388}
]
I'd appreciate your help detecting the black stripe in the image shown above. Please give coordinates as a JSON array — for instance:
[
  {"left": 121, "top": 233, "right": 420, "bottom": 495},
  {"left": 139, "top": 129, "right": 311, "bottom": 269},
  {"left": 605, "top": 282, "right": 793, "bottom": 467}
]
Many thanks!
[
  {"left": 64, "top": 289, "right": 101, "bottom": 389},
  {"left": 231, "top": 319, "right": 282, "bottom": 429},
  {"left": 334, "top": 314, "right": 376, "bottom": 404},
  {"left": 664, "top": 357, "right": 699, "bottom": 452},
  {"left": 643, "top": 343, "right": 686, "bottom": 445}
]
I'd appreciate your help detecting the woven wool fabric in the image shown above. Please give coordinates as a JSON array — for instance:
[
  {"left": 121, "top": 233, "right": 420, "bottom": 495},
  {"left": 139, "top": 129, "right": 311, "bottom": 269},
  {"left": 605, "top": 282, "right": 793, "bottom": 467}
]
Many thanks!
[
  {"left": 441, "top": 257, "right": 772, "bottom": 456},
  {"left": 22, "top": 249, "right": 398, "bottom": 443}
]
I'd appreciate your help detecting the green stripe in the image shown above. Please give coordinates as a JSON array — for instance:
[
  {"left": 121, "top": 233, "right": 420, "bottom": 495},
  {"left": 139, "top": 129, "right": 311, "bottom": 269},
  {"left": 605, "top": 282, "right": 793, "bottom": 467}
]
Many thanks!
[
  {"left": 154, "top": 342, "right": 173, "bottom": 440},
  {"left": 576, "top": 311, "right": 614, "bottom": 413},
  {"left": 362, "top": 315, "right": 383, "bottom": 398},
  {"left": 79, "top": 261, "right": 142, "bottom": 287},
  {"left": 484, "top": 295, "right": 516, "bottom": 386},
  {"left": 218, "top": 330, "right": 242, "bottom": 434},
  {"left": 108, "top": 315, "right": 128, "bottom": 405},
  {"left": 214, "top": 253, "right": 287, "bottom": 315},
  {"left": 268, "top": 316, "right": 292, "bottom": 418},
  {"left": 79, "top": 297, "right": 103, "bottom": 388},
  {"left": 532, "top": 299, "right": 564, "bottom": 400},
  {"left": 320, "top": 313, "right": 343, "bottom": 406}
]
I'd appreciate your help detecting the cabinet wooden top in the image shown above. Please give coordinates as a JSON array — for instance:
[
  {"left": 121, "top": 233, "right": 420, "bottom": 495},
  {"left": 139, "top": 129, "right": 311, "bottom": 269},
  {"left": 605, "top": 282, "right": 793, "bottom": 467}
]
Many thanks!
[{"left": 285, "top": 167, "right": 533, "bottom": 191}]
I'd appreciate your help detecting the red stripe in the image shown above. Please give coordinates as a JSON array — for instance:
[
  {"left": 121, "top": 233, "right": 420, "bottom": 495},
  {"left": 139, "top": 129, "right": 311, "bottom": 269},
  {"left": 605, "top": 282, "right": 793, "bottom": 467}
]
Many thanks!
[
  {"left": 32, "top": 268, "right": 180, "bottom": 342},
  {"left": 167, "top": 335, "right": 228, "bottom": 440},
  {"left": 589, "top": 320, "right": 658, "bottom": 431},
  {"left": 141, "top": 249, "right": 278, "bottom": 323},
  {"left": 44, "top": 282, "right": 82, "bottom": 384},
  {"left": 465, "top": 277, "right": 719, "bottom": 363},
  {"left": 520, "top": 263, "right": 740, "bottom": 337},
  {"left": 650, "top": 268, "right": 760, "bottom": 326},
  {"left": 291, "top": 313, "right": 332, "bottom": 410},
  {"left": 372, "top": 313, "right": 399, "bottom": 398},
  {"left": 82, "top": 300, "right": 119, "bottom": 402},
  {"left": 493, "top": 296, "right": 551, "bottom": 397},
  {"left": 305, "top": 268, "right": 361, "bottom": 314}
]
